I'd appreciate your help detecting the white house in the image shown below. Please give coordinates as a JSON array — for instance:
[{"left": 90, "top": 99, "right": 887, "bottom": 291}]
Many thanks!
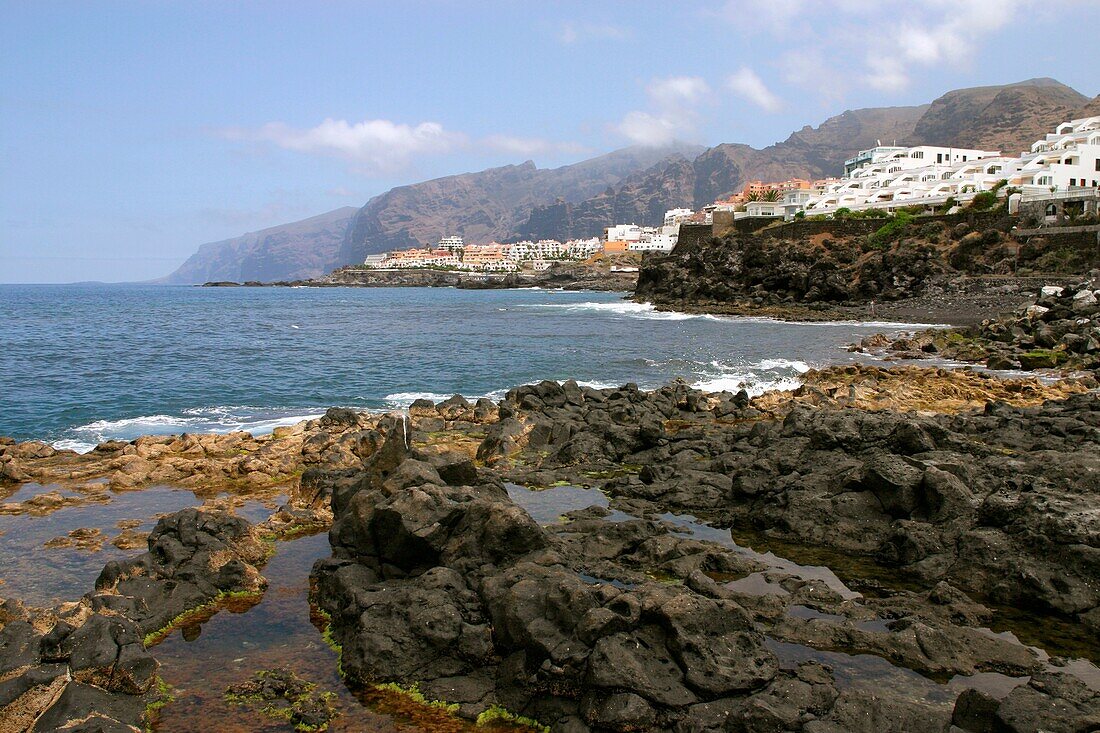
[
  {"left": 663, "top": 208, "right": 694, "bottom": 227},
  {"left": 438, "top": 236, "right": 464, "bottom": 252},
  {"left": 1003, "top": 116, "right": 1100, "bottom": 192},
  {"left": 605, "top": 224, "right": 644, "bottom": 242}
]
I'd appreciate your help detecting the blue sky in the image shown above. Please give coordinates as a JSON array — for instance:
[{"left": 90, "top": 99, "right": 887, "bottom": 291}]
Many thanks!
[{"left": 2, "top": 0, "right": 1098, "bottom": 283}]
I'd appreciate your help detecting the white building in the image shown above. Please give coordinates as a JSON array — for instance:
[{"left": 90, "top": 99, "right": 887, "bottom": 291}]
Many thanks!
[
  {"left": 843, "top": 145, "right": 999, "bottom": 176},
  {"left": 663, "top": 208, "right": 695, "bottom": 227},
  {"left": 1003, "top": 116, "right": 1100, "bottom": 192},
  {"left": 363, "top": 254, "right": 388, "bottom": 268},
  {"left": 628, "top": 232, "right": 678, "bottom": 252},
  {"left": 438, "top": 236, "right": 465, "bottom": 252},
  {"left": 799, "top": 120, "right": 1100, "bottom": 218},
  {"left": 804, "top": 143, "right": 1010, "bottom": 217},
  {"left": 565, "top": 237, "right": 601, "bottom": 258},
  {"left": 781, "top": 190, "right": 815, "bottom": 219},
  {"left": 605, "top": 224, "right": 644, "bottom": 242}
]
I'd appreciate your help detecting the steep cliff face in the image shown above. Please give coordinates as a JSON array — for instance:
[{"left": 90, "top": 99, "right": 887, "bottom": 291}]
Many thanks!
[
  {"left": 159, "top": 207, "right": 357, "bottom": 284},
  {"left": 911, "top": 78, "right": 1089, "bottom": 156},
  {"left": 518, "top": 157, "right": 697, "bottom": 240},
  {"left": 691, "top": 104, "right": 930, "bottom": 203},
  {"left": 334, "top": 144, "right": 704, "bottom": 266},
  {"left": 540, "top": 79, "right": 1093, "bottom": 230}
]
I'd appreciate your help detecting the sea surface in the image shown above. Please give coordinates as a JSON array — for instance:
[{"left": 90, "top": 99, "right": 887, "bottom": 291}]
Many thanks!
[{"left": 0, "top": 284, "right": 936, "bottom": 450}]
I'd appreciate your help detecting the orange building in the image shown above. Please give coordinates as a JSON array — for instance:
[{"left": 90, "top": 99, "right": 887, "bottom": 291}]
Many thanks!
[{"left": 602, "top": 240, "right": 630, "bottom": 254}]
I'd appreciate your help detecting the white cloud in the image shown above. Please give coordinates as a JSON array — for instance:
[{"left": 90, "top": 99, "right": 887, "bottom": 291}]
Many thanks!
[
  {"left": 482, "top": 135, "right": 588, "bottom": 157},
  {"left": 558, "top": 22, "right": 631, "bottom": 44},
  {"left": 647, "top": 76, "right": 710, "bottom": 109},
  {"left": 221, "top": 118, "right": 466, "bottom": 174},
  {"left": 615, "top": 76, "right": 710, "bottom": 146},
  {"left": 616, "top": 111, "right": 680, "bottom": 147},
  {"left": 715, "top": 0, "right": 806, "bottom": 35},
  {"left": 863, "top": 56, "right": 910, "bottom": 93},
  {"left": 719, "top": 0, "right": 1039, "bottom": 99},
  {"left": 726, "top": 67, "right": 783, "bottom": 112}
]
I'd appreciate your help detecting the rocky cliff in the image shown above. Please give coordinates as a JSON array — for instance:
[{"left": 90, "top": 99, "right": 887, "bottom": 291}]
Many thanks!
[
  {"left": 633, "top": 211, "right": 1100, "bottom": 322},
  {"left": 164, "top": 79, "right": 1096, "bottom": 282},
  {"left": 159, "top": 207, "right": 358, "bottom": 284},
  {"left": 520, "top": 79, "right": 1092, "bottom": 242},
  {"left": 333, "top": 144, "right": 705, "bottom": 267},
  {"left": 910, "top": 77, "right": 1088, "bottom": 156}
]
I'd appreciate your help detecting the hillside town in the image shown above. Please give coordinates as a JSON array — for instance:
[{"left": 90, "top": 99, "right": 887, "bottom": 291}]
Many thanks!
[{"left": 359, "top": 115, "right": 1100, "bottom": 273}]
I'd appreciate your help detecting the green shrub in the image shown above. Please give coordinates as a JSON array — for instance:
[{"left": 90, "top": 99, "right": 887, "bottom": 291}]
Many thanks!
[
  {"left": 969, "top": 191, "right": 997, "bottom": 211},
  {"left": 867, "top": 212, "right": 913, "bottom": 249}
]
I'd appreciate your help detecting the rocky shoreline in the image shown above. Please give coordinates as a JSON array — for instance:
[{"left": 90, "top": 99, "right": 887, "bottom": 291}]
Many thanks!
[
  {"left": 854, "top": 275, "right": 1100, "bottom": 374},
  {"left": 2, "top": 365, "right": 1098, "bottom": 731},
  {"left": 200, "top": 261, "right": 638, "bottom": 293},
  {"left": 634, "top": 213, "right": 1100, "bottom": 327}
]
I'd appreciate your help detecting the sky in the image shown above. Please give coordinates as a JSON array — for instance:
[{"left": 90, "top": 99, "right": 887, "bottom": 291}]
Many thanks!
[{"left": 2, "top": 0, "right": 1098, "bottom": 283}]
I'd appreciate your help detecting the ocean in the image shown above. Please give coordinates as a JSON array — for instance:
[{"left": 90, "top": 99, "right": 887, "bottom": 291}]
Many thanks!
[{"left": 0, "top": 284, "right": 934, "bottom": 451}]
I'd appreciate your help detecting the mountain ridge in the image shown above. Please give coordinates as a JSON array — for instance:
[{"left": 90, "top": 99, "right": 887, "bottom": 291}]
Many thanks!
[{"left": 162, "top": 78, "right": 1096, "bottom": 282}]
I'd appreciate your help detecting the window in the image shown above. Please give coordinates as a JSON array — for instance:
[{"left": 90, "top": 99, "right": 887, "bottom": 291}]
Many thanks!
[
  {"left": 1046, "top": 204, "right": 1058, "bottom": 216},
  {"left": 937, "top": 153, "right": 943, "bottom": 163},
  {"left": 1095, "top": 159, "right": 1099, "bottom": 172}
]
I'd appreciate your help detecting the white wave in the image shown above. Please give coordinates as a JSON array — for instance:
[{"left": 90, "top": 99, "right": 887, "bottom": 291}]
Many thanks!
[
  {"left": 78, "top": 414, "right": 194, "bottom": 432},
  {"left": 691, "top": 374, "right": 803, "bottom": 397},
  {"left": 516, "top": 301, "right": 695, "bottom": 320},
  {"left": 52, "top": 439, "right": 98, "bottom": 454},
  {"left": 54, "top": 406, "right": 328, "bottom": 453},
  {"left": 515, "top": 301, "right": 948, "bottom": 329},
  {"left": 383, "top": 391, "right": 454, "bottom": 406},
  {"left": 752, "top": 358, "right": 811, "bottom": 373}
]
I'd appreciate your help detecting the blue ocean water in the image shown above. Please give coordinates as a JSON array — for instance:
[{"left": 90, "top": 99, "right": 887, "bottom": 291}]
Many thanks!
[{"left": 0, "top": 284, "right": 931, "bottom": 450}]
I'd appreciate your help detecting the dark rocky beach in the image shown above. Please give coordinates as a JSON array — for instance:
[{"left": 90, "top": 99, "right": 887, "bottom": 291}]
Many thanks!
[
  {"left": 2, "top": 364, "right": 1098, "bottom": 732},
  {"left": 201, "top": 260, "right": 639, "bottom": 293}
]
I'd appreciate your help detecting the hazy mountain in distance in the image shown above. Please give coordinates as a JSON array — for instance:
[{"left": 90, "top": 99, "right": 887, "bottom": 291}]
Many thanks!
[{"left": 159, "top": 207, "right": 358, "bottom": 284}]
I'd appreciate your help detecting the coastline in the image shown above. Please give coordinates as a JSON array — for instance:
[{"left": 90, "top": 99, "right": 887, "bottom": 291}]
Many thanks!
[{"left": 2, "top": 364, "right": 1098, "bottom": 731}]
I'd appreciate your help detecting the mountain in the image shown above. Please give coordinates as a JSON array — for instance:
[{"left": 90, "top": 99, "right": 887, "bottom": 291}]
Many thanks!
[
  {"left": 333, "top": 144, "right": 704, "bottom": 267},
  {"left": 159, "top": 207, "right": 358, "bottom": 284},
  {"left": 518, "top": 156, "right": 698, "bottom": 241},
  {"left": 517, "top": 79, "right": 1093, "bottom": 238},
  {"left": 163, "top": 78, "right": 1095, "bottom": 280},
  {"left": 909, "top": 78, "right": 1088, "bottom": 155}
]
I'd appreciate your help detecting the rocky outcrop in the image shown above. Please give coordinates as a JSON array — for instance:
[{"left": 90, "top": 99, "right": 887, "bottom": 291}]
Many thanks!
[
  {"left": 0, "top": 407, "right": 381, "bottom": 493},
  {"left": 0, "top": 507, "right": 270, "bottom": 731},
  {"left": 336, "top": 145, "right": 703, "bottom": 266},
  {"left": 308, "top": 261, "right": 639, "bottom": 292},
  {"left": 859, "top": 276, "right": 1100, "bottom": 373},
  {"left": 633, "top": 213, "right": 1100, "bottom": 321},
  {"left": 309, "top": 373, "right": 1100, "bottom": 731},
  {"left": 479, "top": 376, "right": 1100, "bottom": 633}
]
